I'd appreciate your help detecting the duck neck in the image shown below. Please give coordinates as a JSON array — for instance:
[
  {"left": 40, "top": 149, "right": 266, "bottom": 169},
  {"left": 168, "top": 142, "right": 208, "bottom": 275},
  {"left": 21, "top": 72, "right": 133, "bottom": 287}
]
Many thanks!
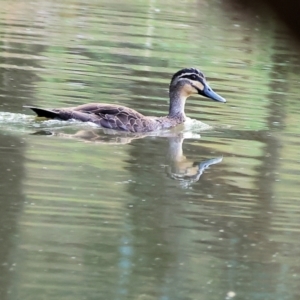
[{"left": 168, "top": 88, "right": 187, "bottom": 121}]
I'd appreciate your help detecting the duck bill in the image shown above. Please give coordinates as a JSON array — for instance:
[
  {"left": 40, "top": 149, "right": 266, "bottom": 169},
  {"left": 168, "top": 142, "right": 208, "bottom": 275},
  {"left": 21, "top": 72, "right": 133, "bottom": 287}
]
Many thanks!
[{"left": 203, "top": 84, "right": 226, "bottom": 103}]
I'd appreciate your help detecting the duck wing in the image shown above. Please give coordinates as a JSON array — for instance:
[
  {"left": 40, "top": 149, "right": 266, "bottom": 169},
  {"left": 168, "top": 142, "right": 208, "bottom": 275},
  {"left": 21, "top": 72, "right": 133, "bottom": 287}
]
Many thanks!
[
  {"left": 25, "top": 103, "right": 153, "bottom": 132},
  {"left": 77, "top": 104, "right": 151, "bottom": 132}
]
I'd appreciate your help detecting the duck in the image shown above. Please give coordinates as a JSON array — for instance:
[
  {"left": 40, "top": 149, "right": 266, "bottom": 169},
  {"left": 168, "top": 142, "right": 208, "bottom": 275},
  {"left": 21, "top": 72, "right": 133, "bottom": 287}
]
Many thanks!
[{"left": 25, "top": 68, "right": 226, "bottom": 133}]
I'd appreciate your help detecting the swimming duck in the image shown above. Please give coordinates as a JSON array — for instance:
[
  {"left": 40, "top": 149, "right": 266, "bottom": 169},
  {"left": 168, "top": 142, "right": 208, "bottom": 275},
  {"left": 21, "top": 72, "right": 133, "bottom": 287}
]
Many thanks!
[{"left": 25, "top": 68, "right": 226, "bottom": 132}]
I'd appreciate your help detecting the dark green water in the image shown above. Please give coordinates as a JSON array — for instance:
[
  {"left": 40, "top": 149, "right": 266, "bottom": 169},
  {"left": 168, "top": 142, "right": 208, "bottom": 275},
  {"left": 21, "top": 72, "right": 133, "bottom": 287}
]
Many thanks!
[{"left": 0, "top": 0, "right": 300, "bottom": 299}]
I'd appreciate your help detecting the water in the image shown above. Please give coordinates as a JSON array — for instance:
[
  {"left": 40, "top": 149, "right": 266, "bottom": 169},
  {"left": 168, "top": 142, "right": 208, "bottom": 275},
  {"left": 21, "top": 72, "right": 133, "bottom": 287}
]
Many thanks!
[{"left": 0, "top": 0, "right": 300, "bottom": 299}]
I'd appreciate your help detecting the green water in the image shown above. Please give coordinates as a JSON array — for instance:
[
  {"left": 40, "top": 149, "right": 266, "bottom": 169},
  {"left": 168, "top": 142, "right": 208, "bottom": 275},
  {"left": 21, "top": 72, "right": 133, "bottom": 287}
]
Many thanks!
[{"left": 0, "top": 0, "right": 300, "bottom": 299}]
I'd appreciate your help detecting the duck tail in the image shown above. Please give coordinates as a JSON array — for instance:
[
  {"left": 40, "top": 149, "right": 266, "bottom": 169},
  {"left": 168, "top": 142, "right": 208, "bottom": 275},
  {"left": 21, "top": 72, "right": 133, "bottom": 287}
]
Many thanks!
[{"left": 24, "top": 106, "right": 59, "bottom": 119}]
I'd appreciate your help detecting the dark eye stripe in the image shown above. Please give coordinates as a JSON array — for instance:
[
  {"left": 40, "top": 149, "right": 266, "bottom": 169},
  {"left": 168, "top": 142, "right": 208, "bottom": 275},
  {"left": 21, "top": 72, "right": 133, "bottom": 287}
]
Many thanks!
[
  {"left": 170, "top": 68, "right": 206, "bottom": 83},
  {"left": 178, "top": 73, "right": 203, "bottom": 81}
]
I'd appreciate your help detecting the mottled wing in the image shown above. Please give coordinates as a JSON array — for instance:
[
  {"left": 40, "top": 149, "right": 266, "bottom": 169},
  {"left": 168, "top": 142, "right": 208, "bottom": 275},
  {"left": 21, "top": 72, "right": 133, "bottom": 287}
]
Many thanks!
[
  {"left": 27, "top": 103, "right": 155, "bottom": 132},
  {"left": 73, "top": 104, "right": 151, "bottom": 132}
]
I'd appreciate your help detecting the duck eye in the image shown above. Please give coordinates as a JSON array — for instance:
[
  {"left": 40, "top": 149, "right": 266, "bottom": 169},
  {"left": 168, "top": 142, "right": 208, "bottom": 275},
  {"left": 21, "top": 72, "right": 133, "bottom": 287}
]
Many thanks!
[{"left": 190, "top": 74, "right": 197, "bottom": 80}]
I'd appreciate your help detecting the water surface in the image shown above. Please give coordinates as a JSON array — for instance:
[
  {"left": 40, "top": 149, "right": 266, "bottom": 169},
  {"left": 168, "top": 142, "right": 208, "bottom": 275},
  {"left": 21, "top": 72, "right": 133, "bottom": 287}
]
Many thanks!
[{"left": 0, "top": 0, "right": 300, "bottom": 299}]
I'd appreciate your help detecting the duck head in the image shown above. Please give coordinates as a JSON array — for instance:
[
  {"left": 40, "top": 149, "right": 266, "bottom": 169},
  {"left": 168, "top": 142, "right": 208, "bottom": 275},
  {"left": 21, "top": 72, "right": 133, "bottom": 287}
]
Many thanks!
[{"left": 169, "top": 67, "right": 226, "bottom": 103}]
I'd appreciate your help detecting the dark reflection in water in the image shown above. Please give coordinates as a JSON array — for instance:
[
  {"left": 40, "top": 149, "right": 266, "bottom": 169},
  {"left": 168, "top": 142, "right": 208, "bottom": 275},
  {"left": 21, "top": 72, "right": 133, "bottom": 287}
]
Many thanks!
[
  {"left": 32, "top": 128, "right": 223, "bottom": 188},
  {"left": 168, "top": 137, "right": 223, "bottom": 187}
]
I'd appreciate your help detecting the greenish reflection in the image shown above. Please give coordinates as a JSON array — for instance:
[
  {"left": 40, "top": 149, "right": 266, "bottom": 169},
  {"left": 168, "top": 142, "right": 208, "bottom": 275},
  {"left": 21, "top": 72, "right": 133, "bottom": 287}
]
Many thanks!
[{"left": 0, "top": 0, "right": 300, "bottom": 299}]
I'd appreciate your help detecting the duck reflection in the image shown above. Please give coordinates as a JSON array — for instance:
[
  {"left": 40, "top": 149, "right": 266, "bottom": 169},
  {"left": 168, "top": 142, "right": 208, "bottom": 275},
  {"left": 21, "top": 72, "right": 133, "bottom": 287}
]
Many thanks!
[
  {"left": 165, "top": 134, "right": 222, "bottom": 187},
  {"left": 32, "top": 128, "right": 222, "bottom": 186}
]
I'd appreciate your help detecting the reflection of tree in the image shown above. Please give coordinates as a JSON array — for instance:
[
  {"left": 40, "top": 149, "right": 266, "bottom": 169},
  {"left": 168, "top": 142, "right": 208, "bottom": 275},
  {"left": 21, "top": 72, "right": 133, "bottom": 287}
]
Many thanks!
[
  {"left": 0, "top": 3, "right": 45, "bottom": 299},
  {"left": 0, "top": 134, "right": 26, "bottom": 300},
  {"left": 0, "top": 1, "right": 47, "bottom": 111}
]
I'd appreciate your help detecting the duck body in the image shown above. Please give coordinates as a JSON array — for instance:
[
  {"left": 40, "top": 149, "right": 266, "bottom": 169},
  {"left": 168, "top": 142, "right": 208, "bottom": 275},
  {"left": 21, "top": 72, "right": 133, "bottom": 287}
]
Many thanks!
[
  {"left": 26, "top": 68, "right": 226, "bottom": 133},
  {"left": 28, "top": 103, "right": 182, "bottom": 132}
]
